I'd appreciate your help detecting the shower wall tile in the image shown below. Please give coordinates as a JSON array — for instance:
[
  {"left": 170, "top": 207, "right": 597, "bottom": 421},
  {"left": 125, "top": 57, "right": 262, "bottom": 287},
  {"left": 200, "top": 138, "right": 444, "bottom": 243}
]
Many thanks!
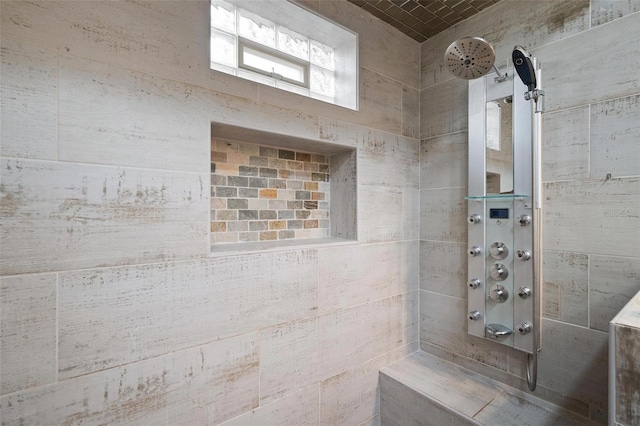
[
  {"left": 319, "top": 119, "right": 420, "bottom": 189},
  {"left": 542, "top": 251, "right": 589, "bottom": 327},
  {"left": 259, "top": 66, "right": 402, "bottom": 135},
  {"left": 320, "top": 343, "right": 416, "bottom": 426},
  {"left": 319, "top": 292, "right": 418, "bottom": 379},
  {"left": 420, "top": 131, "right": 468, "bottom": 189},
  {"left": 358, "top": 133, "right": 419, "bottom": 189},
  {"left": 318, "top": 0, "right": 420, "bottom": 90},
  {"left": 0, "top": 1, "right": 259, "bottom": 102},
  {"left": 420, "top": 241, "right": 467, "bottom": 300},
  {"left": 402, "top": 188, "right": 421, "bottom": 240},
  {"left": 219, "top": 384, "right": 319, "bottom": 426},
  {"left": 419, "top": 0, "right": 590, "bottom": 91},
  {"left": 402, "top": 85, "right": 420, "bottom": 139},
  {"left": 318, "top": 117, "right": 371, "bottom": 148},
  {"left": 358, "top": 186, "right": 403, "bottom": 243},
  {"left": 590, "top": 94, "right": 640, "bottom": 178},
  {"left": 420, "top": 78, "right": 467, "bottom": 139},
  {"left": 0, "top": 159, "right": 209, "bottom": 276},
  {"left": 538, "top": 319, "right": 608, "bottom": 409},
  {"left": 544, "top": 177, "right": 640, "bottom": 257},
  {"left": 0, "top": 46, "right": 57, "bottom": 160},
  {"left": 420, "top": 187, "right": 467, "bottom": 243},
  {"left": 419, "top": 290, "right": 509, "bottom": 371},
  {"left": 589, "top": 255, "right": 640, "bottom": 332},
  {"left": 0, "top": 274, "right": 57, "bottom": 395},
  {"left": 0, "top": 332, "right": 259, "bottom": 425},
  {"left": 58, "top": 250, "right": 317, "bottom": 379},
  {"left": 259, "top": 316, "right": 320, "bottom": 404},
  {"left": 318, "top": 241, "right": 419, "bottom": 313},
  {"left": 542, "top": 106, "right": 590, "bottom": 182},
  {"left": 539, "top": 11, "right": 640, "bottom": 112},
  {"left": 259, "top": 292, "right": 418, "bottom": 404},
  {"left": 59, "top": 55, "right": 209, "bottom": 172},
  {"left": 591, "top": 0, "right": 640, "bottom": 27},
  {"left": 358, "top": 68, "right": 403, "bottom": 135}
]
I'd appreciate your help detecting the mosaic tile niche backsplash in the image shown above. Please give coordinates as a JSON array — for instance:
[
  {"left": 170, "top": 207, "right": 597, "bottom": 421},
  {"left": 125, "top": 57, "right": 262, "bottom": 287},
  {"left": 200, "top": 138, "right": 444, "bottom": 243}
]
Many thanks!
[{"left": 211, "top": 138, "right": 330, "bottom": 244}]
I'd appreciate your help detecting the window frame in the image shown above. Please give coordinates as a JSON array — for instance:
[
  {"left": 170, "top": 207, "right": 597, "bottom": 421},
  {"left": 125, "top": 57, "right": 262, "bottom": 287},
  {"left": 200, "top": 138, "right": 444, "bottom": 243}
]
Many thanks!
[{"left": 237, "top": 37, "right": 310, "bottom": 88}]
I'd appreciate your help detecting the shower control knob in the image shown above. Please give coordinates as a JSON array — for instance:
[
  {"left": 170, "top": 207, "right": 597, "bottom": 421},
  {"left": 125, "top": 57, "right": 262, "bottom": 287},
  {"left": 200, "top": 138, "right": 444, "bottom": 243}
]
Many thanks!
[
  {"left": 489, "top": 263, "right": 508, "bottom": 280},
  {"left": 489, "top": 284, "right": 509, "bottom": 302},
  {"left": 518, "top": 286, "right": 531, "bottom": 299},
  {"left": 518, "top": 215, "right": 532, "bottom": 226},
  {"left": 517, "top": 322, "right": 532, "bottom": 335},
  {"left": 468, "top": 310, "right": 481, "bottom": 321},
  {"left": 516, "top": 250, "right": 532, "bottom": 261},
  {"left": 468, "top": 279, "right": 481, "bottom": 289},
  {"left": 489, "top": 242, "right": 509, "bottom": 260},
  {"left": 468, "top": 214, "right": 481, "bottom": 224},
  {"left": 468, "top": 246, "right": 482, "bottom": 257}
]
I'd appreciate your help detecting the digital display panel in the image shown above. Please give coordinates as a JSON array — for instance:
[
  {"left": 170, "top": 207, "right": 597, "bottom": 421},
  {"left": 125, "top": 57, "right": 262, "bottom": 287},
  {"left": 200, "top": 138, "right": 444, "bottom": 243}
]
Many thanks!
[{"left": 489, "top": 208, "right": 509, "bottom": 219}]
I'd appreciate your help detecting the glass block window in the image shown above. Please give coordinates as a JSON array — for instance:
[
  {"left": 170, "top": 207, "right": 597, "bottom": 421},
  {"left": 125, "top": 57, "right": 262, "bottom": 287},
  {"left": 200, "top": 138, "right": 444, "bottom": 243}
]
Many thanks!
[{"left": 210, "top": 0, "right": 357, "bottom": 109}]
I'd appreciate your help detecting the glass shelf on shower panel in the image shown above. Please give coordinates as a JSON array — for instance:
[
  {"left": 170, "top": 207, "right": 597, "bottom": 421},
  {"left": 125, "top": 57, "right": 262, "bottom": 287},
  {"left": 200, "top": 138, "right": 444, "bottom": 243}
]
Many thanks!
[{"left": 464, "top": 194, "right": 530, "bottom": 200}]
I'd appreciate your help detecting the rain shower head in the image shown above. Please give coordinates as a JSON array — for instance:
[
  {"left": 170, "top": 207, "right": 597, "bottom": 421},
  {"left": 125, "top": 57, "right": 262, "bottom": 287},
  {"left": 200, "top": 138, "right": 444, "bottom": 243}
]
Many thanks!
[
  {"left": 512, "top": 46, "right": 537, "bottom": 91},
  {"left": 445, "top": 37, "right": 497, "bottom": 80}
]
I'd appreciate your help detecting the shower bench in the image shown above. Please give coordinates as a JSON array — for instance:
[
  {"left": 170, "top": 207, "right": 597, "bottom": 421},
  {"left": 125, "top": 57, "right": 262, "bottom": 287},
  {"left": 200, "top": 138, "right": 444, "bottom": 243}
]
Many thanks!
[{"left": 379, "top": 351, "right": 599, "bottom": 425}]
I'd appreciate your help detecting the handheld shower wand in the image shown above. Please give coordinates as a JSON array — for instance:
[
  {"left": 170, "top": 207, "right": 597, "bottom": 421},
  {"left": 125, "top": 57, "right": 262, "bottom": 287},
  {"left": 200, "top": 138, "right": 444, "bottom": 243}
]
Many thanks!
[
  {"left": 512, "top": 46, "right": 537, "bottom": 91},
  {"left": 512, "top": 45, "right": 544, "bottom": 392}
]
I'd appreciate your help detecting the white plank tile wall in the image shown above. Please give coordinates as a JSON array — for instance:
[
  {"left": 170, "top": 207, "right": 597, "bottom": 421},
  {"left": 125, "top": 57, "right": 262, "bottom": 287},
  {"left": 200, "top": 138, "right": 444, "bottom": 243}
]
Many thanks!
[{"left": 0, "top": 1, "right": 420, "bottom": 423}]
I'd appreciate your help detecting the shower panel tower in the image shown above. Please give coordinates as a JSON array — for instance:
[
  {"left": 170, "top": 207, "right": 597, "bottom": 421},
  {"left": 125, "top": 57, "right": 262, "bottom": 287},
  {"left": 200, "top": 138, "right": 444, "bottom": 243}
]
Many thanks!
[{"left": 445, "top": 37, "right": 544, "bottom": 391}]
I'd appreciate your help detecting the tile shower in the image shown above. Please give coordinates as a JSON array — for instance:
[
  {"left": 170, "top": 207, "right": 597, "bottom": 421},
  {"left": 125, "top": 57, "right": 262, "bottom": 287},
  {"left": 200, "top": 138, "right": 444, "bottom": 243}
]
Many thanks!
[
  {"left": 211, "top": 138, "right": 330, "bottom": 244},
  {"left": 1, "top": 0, "right": 638, "bottom": 425}
]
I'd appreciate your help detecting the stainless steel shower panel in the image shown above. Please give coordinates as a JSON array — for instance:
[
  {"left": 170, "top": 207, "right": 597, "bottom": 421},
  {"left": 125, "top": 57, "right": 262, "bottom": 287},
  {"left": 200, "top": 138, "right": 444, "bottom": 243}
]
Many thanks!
[{"left": 467, "top": 67, "right": 535, "bottom": 354}]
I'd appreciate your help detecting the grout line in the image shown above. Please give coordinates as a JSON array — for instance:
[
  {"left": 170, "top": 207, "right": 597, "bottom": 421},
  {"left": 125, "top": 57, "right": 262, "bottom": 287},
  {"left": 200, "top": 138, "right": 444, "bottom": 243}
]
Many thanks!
[
  {"left": 55, "top": 272, "right": 60, "bottom": 383},
  {"left": 587, "top": 253, "right": 591, "bottom": 329}
]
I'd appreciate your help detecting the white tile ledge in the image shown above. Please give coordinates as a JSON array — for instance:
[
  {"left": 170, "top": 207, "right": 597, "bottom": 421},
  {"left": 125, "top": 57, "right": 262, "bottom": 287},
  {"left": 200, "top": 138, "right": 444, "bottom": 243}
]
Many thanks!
[
  {"left": 380, "top": 351, "right": 600, "bottom": 425},
  {"left": 210, "top": 237, "right": 357, "bottom": 257}
]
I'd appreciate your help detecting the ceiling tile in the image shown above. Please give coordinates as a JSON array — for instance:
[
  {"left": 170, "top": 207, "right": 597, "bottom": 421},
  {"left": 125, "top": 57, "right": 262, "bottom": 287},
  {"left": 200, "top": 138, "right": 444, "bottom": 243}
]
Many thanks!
[{"left": 346, "top": 0, "right": 501, "bottom": 42}]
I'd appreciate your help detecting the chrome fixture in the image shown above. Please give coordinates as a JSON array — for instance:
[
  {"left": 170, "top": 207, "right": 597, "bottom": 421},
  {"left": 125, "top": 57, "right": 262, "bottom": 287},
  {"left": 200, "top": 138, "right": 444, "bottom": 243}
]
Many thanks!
[
  {"left": 489, "top": 284, "right": 509, "bottom": 302},
  {"left": 513, "top": 44, "right": 545, "bottom": 392},
  {"left": 469, "top": 310, "right": 481, "bottom": 321},
  {"left": 468, "top": 246, "right": 482, "bottom": 257},
  {"left": 489, "top": 242, "right": 509, "bottom": 260},
  {"left": 486, "top": 324, "right": 513, "bottom": 339},
  {"left": 468, "top": 214, "right": 482, "bottom": 224},
  {"left": 517, "top": 286, "right": 532, "bottom": 299},
  {"left": 468, "top": 278, "right": 482, "bottom": 289},
  {"left": 518, "top": 322, "right": 532, "bottom": 335},
  {"left": 489, "top": 263, "right": 508, "bottom": 281},
  {"left": 445, "top": 37, "right": 507, "bottom": 82},
  {"left": 518, "top": 215, "right": 531, "bottom": 226},
  {"left": 516, "top": 250, "right": 532, "bottom": 261}
]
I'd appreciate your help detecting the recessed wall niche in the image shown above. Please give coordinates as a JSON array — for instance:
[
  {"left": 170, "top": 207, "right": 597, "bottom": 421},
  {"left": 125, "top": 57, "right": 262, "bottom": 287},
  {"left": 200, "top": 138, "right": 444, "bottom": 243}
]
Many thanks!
[{"left": 210, "top": 123, "right": 356, "bottom": 253}]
